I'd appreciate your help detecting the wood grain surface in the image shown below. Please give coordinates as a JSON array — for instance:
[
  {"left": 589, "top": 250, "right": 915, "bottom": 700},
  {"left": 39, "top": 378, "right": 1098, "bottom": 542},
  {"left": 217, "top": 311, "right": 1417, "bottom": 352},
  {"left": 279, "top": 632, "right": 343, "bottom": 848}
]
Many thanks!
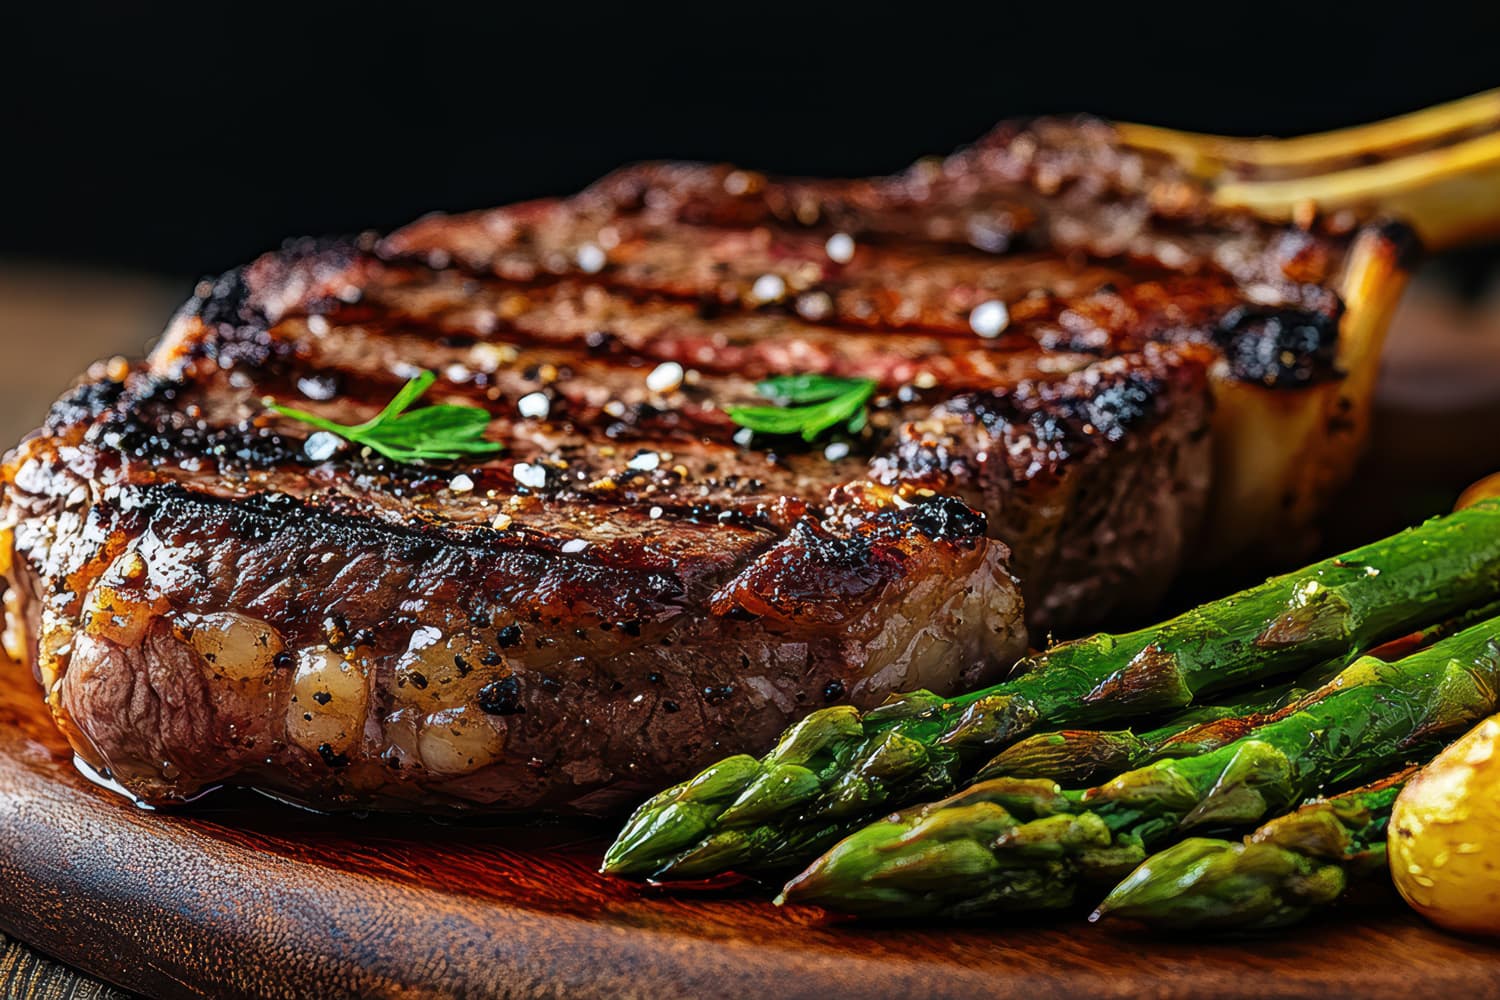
[{"left": 2, "top": 269, "right": 1500, "bottom": 999}]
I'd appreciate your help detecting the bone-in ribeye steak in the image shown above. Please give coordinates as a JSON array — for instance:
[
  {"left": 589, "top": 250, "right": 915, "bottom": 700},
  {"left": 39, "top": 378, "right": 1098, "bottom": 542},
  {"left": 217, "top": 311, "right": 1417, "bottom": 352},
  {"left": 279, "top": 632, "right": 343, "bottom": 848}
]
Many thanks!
[{"left": 0, "top": 118, "right": 1396, "bottom": 813}]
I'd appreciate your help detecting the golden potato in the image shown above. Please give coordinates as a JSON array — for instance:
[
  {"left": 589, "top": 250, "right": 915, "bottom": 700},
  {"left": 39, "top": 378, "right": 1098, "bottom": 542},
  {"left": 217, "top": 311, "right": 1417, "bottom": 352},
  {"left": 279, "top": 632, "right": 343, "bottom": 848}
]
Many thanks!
[
  {"left": 1457, "top": 473, "right": 1500, "bottom": 511},
  {"left": 1390, "top": 716, "right": 1500, "bottom": 934}
]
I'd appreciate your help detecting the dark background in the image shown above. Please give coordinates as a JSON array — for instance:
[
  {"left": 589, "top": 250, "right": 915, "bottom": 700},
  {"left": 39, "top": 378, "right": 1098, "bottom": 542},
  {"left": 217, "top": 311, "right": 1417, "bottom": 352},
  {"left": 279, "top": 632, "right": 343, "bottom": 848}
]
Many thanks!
[{"left": 5, "top": 3, "right": 1500, "bottom": 281}]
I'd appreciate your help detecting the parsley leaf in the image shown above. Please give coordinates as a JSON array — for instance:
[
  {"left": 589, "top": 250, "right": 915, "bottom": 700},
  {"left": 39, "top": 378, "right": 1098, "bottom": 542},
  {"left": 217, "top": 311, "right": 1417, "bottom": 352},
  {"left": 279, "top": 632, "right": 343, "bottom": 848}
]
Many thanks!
[
  {"left": 267, "top": 370, "right": 504, "bottom": 464},
  {"left": 726, "top": 374, "right": 876, "bottom": 442}
]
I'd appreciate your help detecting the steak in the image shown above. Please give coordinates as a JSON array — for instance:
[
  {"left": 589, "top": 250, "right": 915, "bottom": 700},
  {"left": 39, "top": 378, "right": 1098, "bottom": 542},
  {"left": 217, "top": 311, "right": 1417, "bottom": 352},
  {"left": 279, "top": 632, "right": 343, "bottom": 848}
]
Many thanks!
[{"left": 0, "top": 117, "right": 1411, "bottom": 814}]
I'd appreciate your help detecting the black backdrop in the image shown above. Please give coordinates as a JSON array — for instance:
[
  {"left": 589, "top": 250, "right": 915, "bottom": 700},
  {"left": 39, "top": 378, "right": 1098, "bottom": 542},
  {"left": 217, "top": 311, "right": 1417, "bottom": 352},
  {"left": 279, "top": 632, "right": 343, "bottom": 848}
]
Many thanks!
[{"left": 6, "top": 3, "right": 1499, "bottom": 277}]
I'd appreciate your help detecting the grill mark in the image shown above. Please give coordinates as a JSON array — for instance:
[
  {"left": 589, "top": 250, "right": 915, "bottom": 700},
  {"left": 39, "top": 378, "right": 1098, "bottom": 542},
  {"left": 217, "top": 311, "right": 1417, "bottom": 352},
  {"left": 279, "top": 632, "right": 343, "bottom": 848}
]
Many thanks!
[
  {"left": 345, "top": 261, "right": 1235, "bottom": 382},
  {"left": 105, "top": 481, "right": 787, "bottom": 642},
  {"left": 385, "top": 211, "right": 1253, "bottom": 341}
]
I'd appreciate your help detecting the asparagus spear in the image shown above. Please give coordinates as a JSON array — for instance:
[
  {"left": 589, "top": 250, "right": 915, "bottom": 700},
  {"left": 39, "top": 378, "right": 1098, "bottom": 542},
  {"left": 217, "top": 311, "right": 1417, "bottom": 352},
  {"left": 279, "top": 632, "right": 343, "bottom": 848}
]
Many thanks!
[
  {"left": 602, "top": 500, "right": 1500, "bottom": 879},
  {"left": 1090, "top": 769, "right": 1413, "bottom": 931},
  {"left": 977, "top": 683, "right": 1302, "bottom": 785},
  {"left": 777, "top": 619, "right": 1500, "bottom": 918},
  {"left": 982, "top": 605, "right": 1500, "bottom": 786}
]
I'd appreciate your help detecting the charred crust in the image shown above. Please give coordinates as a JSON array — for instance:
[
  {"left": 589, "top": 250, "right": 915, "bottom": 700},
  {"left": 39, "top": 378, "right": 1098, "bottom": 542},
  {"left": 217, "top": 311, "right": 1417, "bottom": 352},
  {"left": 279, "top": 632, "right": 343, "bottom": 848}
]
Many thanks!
[
  {"left": 92, "top": 406, "right": 305, "bottom": 470},
  {"left": 182, "top": 237, "right": 362, "bottom": 332},
  {"left": 908, "top": 495, "right": 987, "bottom": 545},
  {"left": 1214, "top": 304, "right": 1343, "bottom": 389},
  {"left": 316, "top": 743, "right": 351, "bottom": 768},
  {"left": 969, "top": 365, "right": 1169, "bottom": 447},
  {"left": 44, "top": 377, "right": 127, "bottom": 432},
  {"left": 167, "top": 238, "right": 366, "bottom": 375},
  {"left": 477, "top": 676, "right": 525, "bottom": 715},
  {"left": 1370, "top": 217, "right": 1424, "bottom": 272}
]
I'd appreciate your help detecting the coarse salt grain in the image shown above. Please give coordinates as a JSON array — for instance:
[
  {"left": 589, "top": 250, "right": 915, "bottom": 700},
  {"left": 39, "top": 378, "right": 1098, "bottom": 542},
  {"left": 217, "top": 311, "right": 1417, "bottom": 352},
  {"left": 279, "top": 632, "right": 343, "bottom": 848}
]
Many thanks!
[
  {"left": 750, "top": 274, "right": 786, "bottom": 303},
  {"left": 627, "top": 451, "right": 661, "bottom": 472},
  {"left": 969, "top": 300, "right": 1010, "bottom": 338},
  {"left": 823, "top": 441, "right": 851, "bottom": 461},
  {"left": 824, "top": 232, "right": 855, "bottom": 264},
  {"left": 449, "top": 474, "right": 475, "bottom": 493},
  {"left": 576, "top": 244, "right": 607, "bottom": 274},
  {"left": 561, "top": 539, "right": 589, "bottom": 554},
  {"left": 796, "top": 291, "right": 833, "bottom": 321},
  {"left": 517, "top": 391, "right": 550, "bottom": 419},
  {"left": 514, "top": 463, "right": 547, "bottom": 489},
  {"left": 303, "top": 432, "right": 341, "bottom": 462},
  {"left": 646, "top": 361, "right": 684, "bottom": 394}
]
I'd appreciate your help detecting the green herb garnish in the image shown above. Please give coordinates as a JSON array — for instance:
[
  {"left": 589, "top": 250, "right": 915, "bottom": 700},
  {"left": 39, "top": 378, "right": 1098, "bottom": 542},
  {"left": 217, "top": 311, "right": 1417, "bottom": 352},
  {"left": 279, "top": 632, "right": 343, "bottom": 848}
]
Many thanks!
[
  {"left": 726, "top": 374, "right": 876, "bottom": 442},
  {"left": 267, "top": 370, "right": 503, "bottom": 464}
]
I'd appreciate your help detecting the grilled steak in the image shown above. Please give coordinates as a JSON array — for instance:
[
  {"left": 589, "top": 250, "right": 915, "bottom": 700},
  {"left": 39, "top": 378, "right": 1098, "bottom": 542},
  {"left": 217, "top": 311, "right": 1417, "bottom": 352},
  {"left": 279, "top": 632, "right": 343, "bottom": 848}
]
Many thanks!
[{"left": 0, "top": 117, "right": 1411, "bottom": 814}]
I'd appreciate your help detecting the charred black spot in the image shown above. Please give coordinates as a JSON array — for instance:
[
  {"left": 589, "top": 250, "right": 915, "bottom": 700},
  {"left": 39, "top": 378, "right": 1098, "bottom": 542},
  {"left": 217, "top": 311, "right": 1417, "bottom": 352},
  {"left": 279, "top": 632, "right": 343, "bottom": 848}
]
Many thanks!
[
  {"left": 823, "top": 680, "right": 846, "bottom": 702},
  {"left": 311, "top": 690, "right": 333, "bottom": 705},
  {"left": 316, "top": 743, "right": 351, "bottom": 768},
  {"left": 617, "top": 619, "right": 643, "bottom": 637},
  {"left": 962, "top": 364, "right": 1167, "bottom": 461},
  {"left": 477, "top": 676, "right": 525, "bottom": 715},
  {"left": 703, "top": 684, "right": 735, "bottom": 705},
  {"left": 1215, "top": 306, "right": 1342, "bottom": 389},
  {"left": 1078, "top": 371, "right": 1161, "bottom": 441},
  {"left": 407, "top": 672, "right": 429, "bottom": 690},
  {"left": 187, "top": 265, "right": 260, "bottom": 331},
  {"left": 186, "top": 238, "right": 360, "bottom": 333},
  {"left": 271, "top": 651, "right": 294, "bottom": 670},
  {"left": 908, "top": 495, "right": 987, "bottom": 543},
  {"left": 496, "top": 624, "right": 523, "bottom": 648},
  {"left": 94, "top": 410, "right": 306, "bottom": 469},
  {"left": 661, "top": 699, "right": 681, "bottom": 713},
  {"left": 46, "top": 377, "right": 126, "bottom": 432},
  {"left": 1374, "top": 218, "right": 1423, "bottom": 272}
]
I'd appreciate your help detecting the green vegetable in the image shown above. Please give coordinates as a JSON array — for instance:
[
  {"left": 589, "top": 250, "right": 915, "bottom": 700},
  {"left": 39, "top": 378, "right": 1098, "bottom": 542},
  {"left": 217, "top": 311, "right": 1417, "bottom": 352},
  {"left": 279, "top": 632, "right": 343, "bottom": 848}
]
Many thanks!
[
  {"left": 266, "top": 370, "right": 503, "bottom": 464},
  {"left": 1091, "top": 769, "right": 1412, "bottom": 931},
  {"left": 977, "top": 683, "right": 1303, "bottom": 786},
  {"left": 600, "top": 500, "right": 1500, "bottom": 881},
  {"left": 777, "top": 620, "right": 1500, "bottom": 918},
  {"left": 726, "top": 374, "right": 875, "bottom": 441}
]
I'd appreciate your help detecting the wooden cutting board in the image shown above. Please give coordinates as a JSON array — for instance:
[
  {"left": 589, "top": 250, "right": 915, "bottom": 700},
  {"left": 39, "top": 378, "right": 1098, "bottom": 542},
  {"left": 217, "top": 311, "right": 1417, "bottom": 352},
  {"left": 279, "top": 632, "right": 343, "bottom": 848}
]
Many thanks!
[{"left": 0, "top": 666, "right": 1497, "bottom": 999}]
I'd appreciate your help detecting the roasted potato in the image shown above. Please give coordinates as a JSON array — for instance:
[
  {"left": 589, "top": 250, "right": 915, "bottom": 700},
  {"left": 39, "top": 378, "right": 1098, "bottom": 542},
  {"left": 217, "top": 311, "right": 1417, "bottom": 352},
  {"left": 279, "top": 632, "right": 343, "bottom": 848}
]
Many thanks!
[
  {"left": 1458, "top": 473, "right": 1500, "bottom": 511},
  {"left": 1389, "top": 716, "right": 1500, "bottom": 934}
]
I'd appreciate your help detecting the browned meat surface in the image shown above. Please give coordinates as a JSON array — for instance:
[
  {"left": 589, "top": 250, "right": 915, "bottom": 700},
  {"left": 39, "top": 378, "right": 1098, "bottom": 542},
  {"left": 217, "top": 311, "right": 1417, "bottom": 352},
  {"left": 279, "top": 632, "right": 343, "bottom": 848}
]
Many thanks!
[{"left": 0, "top": 117, "right": 1398, "bottom": 814}]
